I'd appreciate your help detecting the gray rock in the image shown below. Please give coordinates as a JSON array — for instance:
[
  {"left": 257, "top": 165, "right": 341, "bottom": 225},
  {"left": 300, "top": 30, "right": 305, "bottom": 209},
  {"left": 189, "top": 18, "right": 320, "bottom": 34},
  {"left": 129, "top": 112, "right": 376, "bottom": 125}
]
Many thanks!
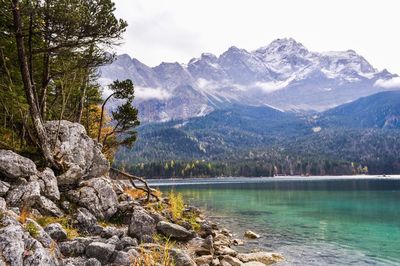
[
  {"left": 74, "top": 207, "right": 98, "bottom": 234},
  {"left": 0, "top": 215, "right": 59, "bottom": 266},
  {"left": 44, "top": 223, "right": 67, "bottom": 242},
  {"left": 0, "top": 181, "right": 10, "bottom": 196},
  {"left": 111, "top": 249, "right": 139, "bottom": 265},
  {"left": 101, "top": 226, "right": 125, "bottom": 238},
  {"left": 128, "top": 207, "right": 156, "bottom": 242},
  {"left": 6, "top": 181, "right": 41, "bottom": 207},
  {"left": 237, "top": 252, "right": 284, "bottom": 264},
  {"left": 0, "top": 149, "right": 37, "bottom": 179},
  {"left": 69, "top": 177, "right": 118, "bottom": 220},
  {"left": 25, "top": 219, "right": 53, "bottom": 248},
  {"left": 116, "top": 236, "right": 138, "bottom": 250},
  {"left": 106, "top": 235, "right": 120, "bottom": 245},
  {"left": 0, "top": 197, "right": 6, "bottom": 211},
  {"left": 59, "top": 240, "right": 86, "bottom": 257},
  {"left": 194, "top": 255, "right": 213, "bottom": 266},
  {"left": 214, "top": 233, "right": 231, "bottom": 246},
  {"left": 37, "top": 168, "right": 60, "bottom": 201},
  {"left": 221, "top": 255, "right": 242, "bottom": 266},
  {"left": 85, "top": 258, "right": 102, "bottom": 266},
  {"left": 85, "top": 242, "right": 115, "bottom": 264},
  {"left": 244, "top": 230, "right": 260, "bottom": 239},
  {"left": 45, "top": 120, "right": 109, "bottom": 186},
  {"left": 188, "top": 235, "right": 214, "bottom": 256},
  {"left": 215, "top": 246, "right": 238, "bottom": 257},
  {"left": 169, "top": 248, "right": 196, "bottom": 266},
  {"left": 0, "top": 225, "right": 25, "bottom": 266},
  {"left": 37, "top": 196, "right": 64, "bottom": 217},
  {"left": 198, "top": 221, "right": 214, "bottom": 238},
  {"left": 60, "top": 200, "right": 71, "bottom": 211},
  {"left": 157, "top": 221, "right": 194, "bottom": 241},
  {"left": 64, "top": 257, "right": 102, "bottom": 266}
]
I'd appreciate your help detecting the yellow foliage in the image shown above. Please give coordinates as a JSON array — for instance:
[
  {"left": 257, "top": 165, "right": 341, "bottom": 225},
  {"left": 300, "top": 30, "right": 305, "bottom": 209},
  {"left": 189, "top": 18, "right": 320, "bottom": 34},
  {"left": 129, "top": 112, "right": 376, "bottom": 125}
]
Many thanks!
[{"left": 168, "top": 191, "right": 184, "bottom": 220}]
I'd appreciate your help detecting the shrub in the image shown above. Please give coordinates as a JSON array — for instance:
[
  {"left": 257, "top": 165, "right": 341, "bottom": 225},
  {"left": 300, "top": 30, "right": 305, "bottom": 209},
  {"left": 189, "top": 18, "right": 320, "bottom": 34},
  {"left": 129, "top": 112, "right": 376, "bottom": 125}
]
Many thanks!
[{"left": 168, "top": 191, "right": 184, "bottom": 221}]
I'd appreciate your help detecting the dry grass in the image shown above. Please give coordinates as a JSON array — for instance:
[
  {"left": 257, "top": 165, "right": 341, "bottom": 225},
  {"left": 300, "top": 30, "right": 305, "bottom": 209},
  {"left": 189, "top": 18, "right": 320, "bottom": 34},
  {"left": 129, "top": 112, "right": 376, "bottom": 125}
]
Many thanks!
[
  {"left": 18, "top": 207, "right": 31, "bottom": 224},
  {"left": 133, "top": 240, "right": 175, "bottom": 266},
  {"left": 124, "top": 187, "right": 147, "bottom": 200},
  {"left": 49, "top": 240, "right": 58, "bottom": 256}
]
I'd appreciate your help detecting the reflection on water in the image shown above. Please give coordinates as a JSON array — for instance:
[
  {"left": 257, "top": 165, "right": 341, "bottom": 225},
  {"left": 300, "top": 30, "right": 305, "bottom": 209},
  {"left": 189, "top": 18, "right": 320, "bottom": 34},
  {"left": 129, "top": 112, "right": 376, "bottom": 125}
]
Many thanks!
[{"left": 154, "top": 177, "right": 400, "bottom": 265}]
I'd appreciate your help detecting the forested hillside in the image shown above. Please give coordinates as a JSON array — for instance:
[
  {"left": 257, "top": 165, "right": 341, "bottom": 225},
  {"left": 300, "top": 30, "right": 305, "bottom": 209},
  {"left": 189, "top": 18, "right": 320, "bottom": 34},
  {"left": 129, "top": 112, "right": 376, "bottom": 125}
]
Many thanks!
[{"left": 115, "top": 93, "right": 400, "bottom": 177}]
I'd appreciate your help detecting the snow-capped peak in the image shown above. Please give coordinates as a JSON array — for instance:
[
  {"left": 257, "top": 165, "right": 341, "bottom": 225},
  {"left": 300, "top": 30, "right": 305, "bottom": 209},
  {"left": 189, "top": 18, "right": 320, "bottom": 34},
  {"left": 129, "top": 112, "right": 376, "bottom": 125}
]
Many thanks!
[{"left": 100, "top": 38, "right": 398, "bottom": 122}]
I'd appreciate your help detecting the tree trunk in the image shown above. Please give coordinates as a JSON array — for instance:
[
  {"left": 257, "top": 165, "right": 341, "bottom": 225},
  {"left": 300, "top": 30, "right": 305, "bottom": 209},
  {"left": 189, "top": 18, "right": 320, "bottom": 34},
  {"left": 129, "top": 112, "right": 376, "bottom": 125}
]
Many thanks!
[
  {"left": 97, "top": 93, "right": 114, "bottom": 142},
  {"left": 40, "top": 52, "right": 50, "bottom": 119},
  {"left": 76, "top": 78, "right": 87, "bottom": 123},
  {"left": 12, "top": 0, "right": 58, "bottom": 169}
]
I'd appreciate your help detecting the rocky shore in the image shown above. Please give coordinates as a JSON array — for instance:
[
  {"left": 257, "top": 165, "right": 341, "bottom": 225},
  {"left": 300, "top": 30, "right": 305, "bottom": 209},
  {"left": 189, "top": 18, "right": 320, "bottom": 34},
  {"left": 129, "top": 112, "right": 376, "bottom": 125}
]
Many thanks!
[{"left": 0, "top": 120, "right": 283, "bottom": 266}]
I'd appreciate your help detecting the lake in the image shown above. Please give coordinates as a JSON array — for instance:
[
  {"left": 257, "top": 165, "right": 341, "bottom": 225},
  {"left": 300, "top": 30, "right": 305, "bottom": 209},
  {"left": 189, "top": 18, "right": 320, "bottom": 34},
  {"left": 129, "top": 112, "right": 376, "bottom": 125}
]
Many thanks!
[{"left": 149, "top": 176, "right": 400, "bottom": 265}]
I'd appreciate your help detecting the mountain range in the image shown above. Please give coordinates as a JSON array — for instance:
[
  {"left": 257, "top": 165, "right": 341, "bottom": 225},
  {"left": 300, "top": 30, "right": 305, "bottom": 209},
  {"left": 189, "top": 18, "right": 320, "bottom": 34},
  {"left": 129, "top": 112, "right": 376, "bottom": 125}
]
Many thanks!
[{"left": 100, "top": 38, "right": 399, "bottom": 122}]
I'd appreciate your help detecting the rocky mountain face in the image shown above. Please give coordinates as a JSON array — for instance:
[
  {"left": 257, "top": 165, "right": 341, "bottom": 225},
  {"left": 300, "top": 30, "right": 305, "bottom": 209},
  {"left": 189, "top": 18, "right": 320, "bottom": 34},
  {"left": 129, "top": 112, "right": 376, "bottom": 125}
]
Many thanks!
[{"left": 100, "top": 38, "right": 399, "bottom": 122}]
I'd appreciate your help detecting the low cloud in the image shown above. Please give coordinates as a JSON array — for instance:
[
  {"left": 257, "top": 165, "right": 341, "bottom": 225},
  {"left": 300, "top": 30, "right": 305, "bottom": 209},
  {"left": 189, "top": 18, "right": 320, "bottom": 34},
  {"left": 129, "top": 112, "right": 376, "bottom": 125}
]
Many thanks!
[
  {"left": 135, "top": 86, "right": 172, "bottom": 100},
  {"left": 374, "top": 77, "right": 400, "bottom": 89},
  {"left": 255, "top": 78, "right": 293, "bottom": 93}
]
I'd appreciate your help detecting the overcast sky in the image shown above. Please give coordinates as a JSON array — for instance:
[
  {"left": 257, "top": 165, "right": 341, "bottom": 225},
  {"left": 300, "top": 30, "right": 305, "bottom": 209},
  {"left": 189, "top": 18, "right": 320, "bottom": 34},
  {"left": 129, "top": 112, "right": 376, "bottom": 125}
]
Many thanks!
[{"left": 112, "top": 0, "right": 400, "bottom": 74}]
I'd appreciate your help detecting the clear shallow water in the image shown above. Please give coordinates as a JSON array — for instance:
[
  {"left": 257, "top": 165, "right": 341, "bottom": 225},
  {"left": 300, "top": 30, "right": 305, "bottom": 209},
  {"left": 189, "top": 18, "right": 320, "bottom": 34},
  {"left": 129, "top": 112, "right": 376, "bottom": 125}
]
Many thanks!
[{"left": 150, "top": 177, "right": 400, "bottom": 265}]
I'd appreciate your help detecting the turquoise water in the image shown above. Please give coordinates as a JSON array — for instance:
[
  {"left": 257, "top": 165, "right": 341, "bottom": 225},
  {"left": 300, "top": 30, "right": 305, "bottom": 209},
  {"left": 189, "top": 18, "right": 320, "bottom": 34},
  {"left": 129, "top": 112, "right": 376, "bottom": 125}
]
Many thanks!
[{"left": 151, "top": 177, "right": 400, "bottom": 265}]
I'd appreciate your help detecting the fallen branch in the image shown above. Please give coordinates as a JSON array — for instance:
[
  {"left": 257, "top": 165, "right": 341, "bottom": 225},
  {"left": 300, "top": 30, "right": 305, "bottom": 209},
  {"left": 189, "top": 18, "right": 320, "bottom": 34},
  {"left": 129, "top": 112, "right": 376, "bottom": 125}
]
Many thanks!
[{"left": 110, "top": 168, "right": 159, "bottom": 202}]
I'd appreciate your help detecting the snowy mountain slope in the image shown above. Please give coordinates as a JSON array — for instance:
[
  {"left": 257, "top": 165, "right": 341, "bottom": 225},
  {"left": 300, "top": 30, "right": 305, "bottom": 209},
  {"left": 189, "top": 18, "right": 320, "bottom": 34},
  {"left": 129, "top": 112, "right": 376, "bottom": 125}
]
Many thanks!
[{"left": 100, "top": 38, "right": 399, "bottom": 121}]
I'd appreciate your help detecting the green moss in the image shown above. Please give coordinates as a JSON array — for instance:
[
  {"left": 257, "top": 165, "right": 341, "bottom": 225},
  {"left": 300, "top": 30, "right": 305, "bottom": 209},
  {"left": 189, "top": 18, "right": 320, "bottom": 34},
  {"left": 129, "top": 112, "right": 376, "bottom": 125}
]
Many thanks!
[
  {"left": 35, "top": 215, "right": 79, "bottom": 239},
  {"left": 25, "top": 222, "right": 40, "bottom": 238}
]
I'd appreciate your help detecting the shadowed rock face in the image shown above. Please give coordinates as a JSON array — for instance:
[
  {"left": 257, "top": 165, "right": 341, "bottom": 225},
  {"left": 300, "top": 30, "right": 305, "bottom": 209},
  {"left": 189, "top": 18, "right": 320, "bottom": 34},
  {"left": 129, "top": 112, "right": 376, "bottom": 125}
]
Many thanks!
[
  {"left": 67, "top": 178, "right": 118, "bottom": 220},
  {"left": 45, "top": 120, "right": 109, "bottom": 186}
]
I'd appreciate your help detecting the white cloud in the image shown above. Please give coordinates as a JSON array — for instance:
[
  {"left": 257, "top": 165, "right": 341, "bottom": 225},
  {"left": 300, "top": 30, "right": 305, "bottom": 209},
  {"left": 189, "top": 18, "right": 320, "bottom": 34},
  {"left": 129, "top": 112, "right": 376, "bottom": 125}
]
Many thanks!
[
  {"left": 374, "top": 77, "right": 400, "bottom": 89},
  {"left": 135, "top": 86, "right": 172, "bottom": 100},
  {"left": 255, "top": 78, "right": 293, "bottom": 93}
]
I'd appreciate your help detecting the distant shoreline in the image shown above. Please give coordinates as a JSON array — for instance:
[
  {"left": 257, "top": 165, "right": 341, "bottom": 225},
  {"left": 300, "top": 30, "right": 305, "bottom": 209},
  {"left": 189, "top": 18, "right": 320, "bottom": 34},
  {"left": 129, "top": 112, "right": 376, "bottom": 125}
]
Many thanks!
[{"left": 147, "top": 175, "right": 400, "bottom": 187}]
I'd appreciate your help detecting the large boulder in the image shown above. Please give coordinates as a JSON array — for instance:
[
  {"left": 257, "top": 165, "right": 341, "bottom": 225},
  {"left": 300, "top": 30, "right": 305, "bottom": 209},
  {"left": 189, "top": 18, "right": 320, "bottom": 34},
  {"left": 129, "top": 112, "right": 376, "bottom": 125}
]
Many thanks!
[
  {"left": 68, "top": 177, "right": 118, "bottom": 220},
  {"left": 37, "top": 168, "right": 60, "bottom": 201},
  {"left": 6, "top": 181, "right": 41, "bottom": 207},
  {"left": 44, "top": 223, "right": 68, "bottom": 242},
  {"left": 45, "top": 120, "right": 109, "bottom": 186},
  {"left": 128, "top": 207, "right": 156, "bottom": 242},
  {"left": 0, "top": 150, "right": 37, "bottom": 179},
  {"left": 157, "top": 221, "right": 194, "bottom": 241},
  {"left": 73, "top": 208, "right": 99, "bottom": 234},
  {"left": 36, "top": 196, "right": 64, "bottom": 217},
  {"left": 187, "top": 236, "right": 214, "bottom": 256},
  {"left": 169, "top": 248, "right": 196, "bottom": 266},
  {"left": 85, "top": 242, "right": 115, "bottom": 264}
]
